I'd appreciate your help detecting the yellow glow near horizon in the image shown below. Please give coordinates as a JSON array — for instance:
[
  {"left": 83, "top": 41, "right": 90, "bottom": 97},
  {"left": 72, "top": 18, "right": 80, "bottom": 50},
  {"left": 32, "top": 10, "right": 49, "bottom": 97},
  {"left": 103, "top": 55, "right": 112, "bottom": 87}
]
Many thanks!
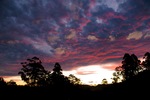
[
  {"left": 3, "top": 76, "right": 26, "bottom": 85},
  {"left": 63, "top": 65, "right": 115, "bottom": 85},
  {"left": 3, "top": 64, "right": 115, "bottom": 86}
]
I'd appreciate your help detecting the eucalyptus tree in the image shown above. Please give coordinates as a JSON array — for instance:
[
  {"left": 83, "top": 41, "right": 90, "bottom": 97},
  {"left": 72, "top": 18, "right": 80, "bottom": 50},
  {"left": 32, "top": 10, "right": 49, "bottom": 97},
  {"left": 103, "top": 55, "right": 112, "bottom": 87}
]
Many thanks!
[
  {"left": 113, "top": 53, "right": 141, "bottom": 81},
  {"left": 18, "top": 57, "right": 50, "bottom": 86},
  {"left": 51, "top": 62, "right": 69, "bottom": 86}
]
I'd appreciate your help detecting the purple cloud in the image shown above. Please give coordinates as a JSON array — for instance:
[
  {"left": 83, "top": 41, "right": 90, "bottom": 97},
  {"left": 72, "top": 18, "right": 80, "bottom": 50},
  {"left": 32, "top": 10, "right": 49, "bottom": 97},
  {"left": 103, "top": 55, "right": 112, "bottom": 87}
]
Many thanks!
[{"left": 0, "top": 0, "right": 150, "bottom": 77}]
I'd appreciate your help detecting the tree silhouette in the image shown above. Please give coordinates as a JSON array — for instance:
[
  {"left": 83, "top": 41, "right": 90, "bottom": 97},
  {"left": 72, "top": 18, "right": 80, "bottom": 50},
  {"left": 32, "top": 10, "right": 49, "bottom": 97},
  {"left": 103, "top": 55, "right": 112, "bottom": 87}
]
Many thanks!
[
  {"left": 142, "top": 52, "right": 150, "bottom": 70},
  {"left": 114, "top": 53, "right": 141, "bottom": 81},
  {"left": 18, "top": 56, "right": 50, "bottom": 86},
  {"left": 1, "top": 52, "right": 150, "bottom": 99},
  {"left": 101, "top": 78, "right": 108, "bottom": 85},
  {"left": 51, "top": 62, "right": 69, "bottom": 86},
  {"left": 68, "top": 74, "right": 82, "bottom": 85},
  {"left": 7, "top": 80, "right": 17, "bottom": 86},
  {"left": 52, "top": 62, "right": 62, "bottom": 75},
  {"left": 0, "top": 77, "right": 7, "bottom": 86},
  {"left": 111, "top": 69, "right": 122, "bottom": 83}
]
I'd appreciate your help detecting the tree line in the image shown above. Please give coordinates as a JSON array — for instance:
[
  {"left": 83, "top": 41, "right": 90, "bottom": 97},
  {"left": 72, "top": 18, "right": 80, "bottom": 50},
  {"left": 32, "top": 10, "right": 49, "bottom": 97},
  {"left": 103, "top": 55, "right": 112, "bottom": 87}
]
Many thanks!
[
  {"left": 0, "top": 57, "right": 81, "bottom": 87},
  {"left": 0, "top": 52, "right": 150, "bottom": 87},
  {"left": 18, "top": 57, "right": 81, "bottom": 87}
]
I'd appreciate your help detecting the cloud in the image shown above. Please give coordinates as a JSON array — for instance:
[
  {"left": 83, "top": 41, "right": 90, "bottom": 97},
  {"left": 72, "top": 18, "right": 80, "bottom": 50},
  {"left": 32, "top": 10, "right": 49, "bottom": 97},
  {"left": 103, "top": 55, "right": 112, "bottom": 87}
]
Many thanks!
[
  {"left": 55, "top": 47, "right": 66, "bottom": 55},
  {"left": 76, "top": 70, "right": 96, "bottom": 75},
  {"left": 0, "top": 0, "right": 150, "bottom": 80},
  {"left": 75, "top": 65, "right": 102, "bottom": 75},
  {"left": 23, "top": 37, "right": 53, "bottom": 55},
  {"left": 0, "top": 40, "right": 20, "bottom": 44},
  {"left": 47, "top": 35, "right": 60, "bottom": 43},
  {"left": 127, "top": 31, "right": 143, "bottom": 40},
  {"left": 144, "top": 33, "right": 150, "bottom": 38},
  {"left": 87, "top": 35, "right": 99, "bottom": 41},
  {"left": 144, "top": 31, "right": 150, "bottom": 39},
  {"left": 109, "top": 35, "right": 115, "bottom": 41},
  {"left": 96, "top": 18, "right": 103, "bottom": 24},
  {"left": 65, "top": 29, "right": 77, "bottom": 40},
  {"left": 96, "top": 0, "right": 126, "bottom": 12}
]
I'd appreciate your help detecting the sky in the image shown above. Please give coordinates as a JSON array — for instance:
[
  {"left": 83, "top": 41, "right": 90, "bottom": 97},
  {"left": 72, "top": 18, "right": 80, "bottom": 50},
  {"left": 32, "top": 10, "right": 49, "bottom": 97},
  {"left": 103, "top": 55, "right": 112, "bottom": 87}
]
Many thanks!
[{"left": 0, "top": 0, "right": 150, "bottom": 85}]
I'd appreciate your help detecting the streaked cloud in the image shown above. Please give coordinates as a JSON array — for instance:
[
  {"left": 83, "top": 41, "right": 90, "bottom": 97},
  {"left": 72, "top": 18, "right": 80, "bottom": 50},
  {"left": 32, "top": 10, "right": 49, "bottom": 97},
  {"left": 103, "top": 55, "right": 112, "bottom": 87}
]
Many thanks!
[
  {"left": 144, "top": 33, "right": 150, "bottom": 38},
  {"left": 23, "top": 37, "right": 53, "bottom": 55},
  {"left": 144, "top": 31, "right": 150, "bottom": 39},
  {"left": 127, "top": 31, "right": 143, "bottom": 40},
  {"left": 0, "top": 40, "right": 20, "bottom": 44}
]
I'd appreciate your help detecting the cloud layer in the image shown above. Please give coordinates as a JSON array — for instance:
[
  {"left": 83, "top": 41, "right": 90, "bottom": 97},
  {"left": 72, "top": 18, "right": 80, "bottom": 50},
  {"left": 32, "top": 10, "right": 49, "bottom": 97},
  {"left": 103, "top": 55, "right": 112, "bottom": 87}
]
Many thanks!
[{"left": 0, "top": 0, "right": 150, "bottom": 76}]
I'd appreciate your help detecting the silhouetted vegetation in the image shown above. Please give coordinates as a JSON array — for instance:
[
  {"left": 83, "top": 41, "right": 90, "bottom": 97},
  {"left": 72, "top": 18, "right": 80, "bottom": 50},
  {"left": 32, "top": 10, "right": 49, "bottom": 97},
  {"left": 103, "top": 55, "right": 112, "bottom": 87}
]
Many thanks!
[
  {"left": 68, "top": 74, "right": 82, "bottom": 85},
  {"left": 7, "top": 80, "right": 17, "bottom": 86},
  {"left": 101, "top": 78, "right": 108, "bottom": 85},
  {"left": 18, "top": 56, "right": 51, "bottom": 86},
  {"left": 0, "top": 52, "right": 150, "bottom": 99},
  {"left": 0, "top": 77, "right": 7, "bottom": 86},
  {"left": 142, "top": 52, "right": 150, "bottom": 70},
  {"left": 112, "top": 53, "right": 143, "bottom": 82}
]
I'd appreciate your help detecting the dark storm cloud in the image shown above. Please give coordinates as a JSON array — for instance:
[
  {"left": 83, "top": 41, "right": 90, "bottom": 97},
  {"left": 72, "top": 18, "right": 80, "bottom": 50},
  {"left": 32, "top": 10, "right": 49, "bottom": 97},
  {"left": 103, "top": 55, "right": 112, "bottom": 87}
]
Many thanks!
[
  {"left": 92, "top": 5, "right": 114, "bottom": 16},
  {"left": 118, "top": 0, "right": 150, "bottom": 31},
  {"left": 0, "top": 0, "right": 150, "bottom": 76}
]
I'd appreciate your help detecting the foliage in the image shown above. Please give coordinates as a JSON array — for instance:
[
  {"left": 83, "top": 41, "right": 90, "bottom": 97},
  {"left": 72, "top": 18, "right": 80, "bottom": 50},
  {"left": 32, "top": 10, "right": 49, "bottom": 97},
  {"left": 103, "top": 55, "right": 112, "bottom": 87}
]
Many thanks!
[
  {"left": 68, "top": 74, "right": 82, "bottom": 85},
  {"left": 1, "top": 52, "right": 150, "bottom": 100},
  {"left": 111, "top": 67, "right": 122, "bottom": 83},
  {"left": 0, "top": 77, "right": 7, "bottom": 86},
  {"left": 18, "top": 56, "right": 50, "bottom": 86},
  {"left": 113, "top": 53, "right": 142, "bottom": 81},
  {"left": 101, "top": 78, "right": 108, "bottom": 85},
  {"left": 18, "top": 59, "right": 80, "bottom": 87},
  {"left": 142, "top": 52, "right": 150, "bottom": 70},
  {"left": 52, "top": 62, "right": 63, "bottom": 75},
  {"left": 51, "top": 62, "right": 69, "bottom": 86},
  {"left": 16, "top": 52, "right": 150, "bottom": 87},
  {"left": 7, "top": 80, "right": 17, "bottom": 86}
]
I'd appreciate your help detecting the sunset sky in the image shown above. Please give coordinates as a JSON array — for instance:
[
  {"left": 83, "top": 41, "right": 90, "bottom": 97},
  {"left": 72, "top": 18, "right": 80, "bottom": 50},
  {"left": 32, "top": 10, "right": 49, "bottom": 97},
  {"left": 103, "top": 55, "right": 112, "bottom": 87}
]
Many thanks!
[{"left": 0, "top": 0, "right": 150, "bottom": 85}]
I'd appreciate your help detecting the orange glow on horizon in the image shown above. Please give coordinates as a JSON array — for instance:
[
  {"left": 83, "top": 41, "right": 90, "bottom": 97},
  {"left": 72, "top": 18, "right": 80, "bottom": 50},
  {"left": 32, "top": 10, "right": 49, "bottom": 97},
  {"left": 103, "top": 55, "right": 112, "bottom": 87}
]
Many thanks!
[
  {"left": 63, "top": 64, "right": 115, "bottom": 85},
  {"left": 3, "top": 64, "right": 116, "bottom": 86},
  {"left": 3, "top": 76, "right": 26, "bottom": 86}
]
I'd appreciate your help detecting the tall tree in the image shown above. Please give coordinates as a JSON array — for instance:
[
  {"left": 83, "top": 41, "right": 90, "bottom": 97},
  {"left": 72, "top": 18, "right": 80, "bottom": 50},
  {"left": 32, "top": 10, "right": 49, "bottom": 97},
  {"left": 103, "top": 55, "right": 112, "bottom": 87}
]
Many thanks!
[
  {"left": 114, "top": 53, "right": 141, "bottom": 81},
  {"left": 18, "top": 57, "right": 50, "bottom": 86},
  {"left": 52, "top": 62, "right": 62, "bottom": 75},
  {"left": 51, "top": 62, "right": 69, "bottom": 86}
]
